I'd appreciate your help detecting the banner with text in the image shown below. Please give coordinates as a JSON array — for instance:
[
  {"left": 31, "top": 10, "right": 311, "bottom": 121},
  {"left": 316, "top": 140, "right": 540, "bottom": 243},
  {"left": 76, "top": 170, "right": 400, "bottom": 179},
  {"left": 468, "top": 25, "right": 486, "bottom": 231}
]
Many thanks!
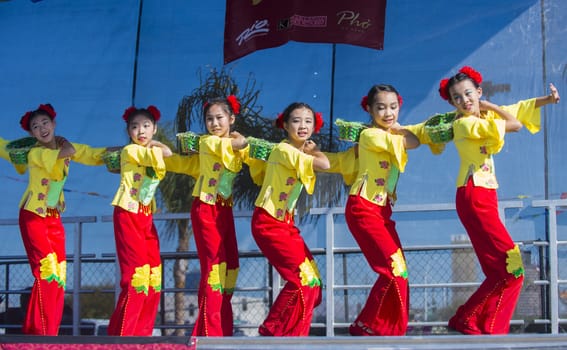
[{"left": 224, "top": 0, "right": 387, "bottom": 63}]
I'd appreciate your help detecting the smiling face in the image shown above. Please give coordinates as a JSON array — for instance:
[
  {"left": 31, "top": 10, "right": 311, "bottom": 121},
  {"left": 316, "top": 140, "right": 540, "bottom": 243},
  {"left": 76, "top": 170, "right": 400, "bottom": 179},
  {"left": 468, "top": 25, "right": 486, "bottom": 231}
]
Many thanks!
[
  {"left": 284, "top": 107, "right": 314, "bottom": 148},
  {"left": 368, "top": 91, "right": 400, "bottom": 130},
  {"left": 448, "top": 79, "right": 482, "bottom": 117},
  {"left": 127, "top": 113, "right": 157, "bottom": 147},
  {"left": 205, "top": 103, "right": 234, "bottom": 138},
  {"left": 29, "top": 113, "right": 56, "bottom": 147}
]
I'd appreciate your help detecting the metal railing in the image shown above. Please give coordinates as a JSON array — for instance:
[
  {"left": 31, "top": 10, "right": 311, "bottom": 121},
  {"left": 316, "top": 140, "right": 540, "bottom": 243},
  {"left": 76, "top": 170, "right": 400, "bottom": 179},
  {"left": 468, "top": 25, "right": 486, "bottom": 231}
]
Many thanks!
[{"left": 0, "top": 199, "right": 565, "bottom": 335}]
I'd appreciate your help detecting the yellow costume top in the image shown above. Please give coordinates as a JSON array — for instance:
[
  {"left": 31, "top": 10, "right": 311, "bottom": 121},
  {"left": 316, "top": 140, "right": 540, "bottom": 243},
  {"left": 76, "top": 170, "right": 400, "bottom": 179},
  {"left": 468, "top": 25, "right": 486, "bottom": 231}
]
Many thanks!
[
  {"left": 453, "top": 114, "right": 506, "bottom": 189},
  {"left": 453, "top": 98, "right": 541, "bottom": 189},
  {"left": 254, "top": 141, "right": 315, "bottom": 221},
  {"left": 191, "top": 134, "right": 244, "bottom": 205},
  {"left": 112, "top": 143, "right": 166, "bottom": 214},
  {"left": 20, "top": 143, "right": 106, "bottom": 217},
  {"left": 349, "top": 128, "right": 407, "bottom": 206},
  {"left": 0, "top": 137, "right": 27, "bottom": 174}
]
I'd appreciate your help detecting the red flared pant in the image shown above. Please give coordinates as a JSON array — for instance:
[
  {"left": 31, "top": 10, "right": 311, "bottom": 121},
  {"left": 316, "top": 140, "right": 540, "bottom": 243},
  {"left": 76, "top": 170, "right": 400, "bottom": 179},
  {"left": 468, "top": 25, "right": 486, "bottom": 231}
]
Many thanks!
[
  {"left": 345, "top": 195, "right": 409, "bottom": 336},
  {"left": 191, "top": 198, "right": 239, "bottom": 337},
  {"left": 108, "top": 206, "right": 162, "bottom": 336},
  {"left": 18, "top": 208, "right": 66, "bottom": 335},
  {"left": 449, "top": 179, "right": 524, "bottom": 334},
  {"left": 251, "top": 207, "right": 322, "bottom": 336}
]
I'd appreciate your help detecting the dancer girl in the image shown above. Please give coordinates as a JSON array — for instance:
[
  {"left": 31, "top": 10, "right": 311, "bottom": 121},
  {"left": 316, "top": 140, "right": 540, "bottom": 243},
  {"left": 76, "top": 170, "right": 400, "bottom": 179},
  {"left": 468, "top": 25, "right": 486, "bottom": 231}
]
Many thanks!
[
  {"left": 17, "top": 103, "right": 107, "bottom": 335},
  {"left": 345, "top": 85, "right": 419, "bottom": 336},
  {"left": 251, "top": 102, "right": 330, "bottom": 336},
  {"left": 190, "top": 96, "right": 248, "bottom": 337},
  {"left": 108, "top": 105, "right": 172, "bottom": 336},
  {"left": 436, "top": 66, "right": 560, "bottom": 334}
]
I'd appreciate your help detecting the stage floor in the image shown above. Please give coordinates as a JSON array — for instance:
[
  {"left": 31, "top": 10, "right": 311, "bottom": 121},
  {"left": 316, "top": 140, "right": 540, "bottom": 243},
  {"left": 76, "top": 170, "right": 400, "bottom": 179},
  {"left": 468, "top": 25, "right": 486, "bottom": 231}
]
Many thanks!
[{"left": 2, "top": 334, "right": 567, "bottom": 350}]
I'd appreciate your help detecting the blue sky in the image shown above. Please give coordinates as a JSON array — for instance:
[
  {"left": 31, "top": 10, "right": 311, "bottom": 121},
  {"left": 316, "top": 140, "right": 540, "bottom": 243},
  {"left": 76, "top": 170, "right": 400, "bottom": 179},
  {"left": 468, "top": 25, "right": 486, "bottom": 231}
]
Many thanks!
[{"left": 0, "top": 0, "right": 565, "bottom": 256}]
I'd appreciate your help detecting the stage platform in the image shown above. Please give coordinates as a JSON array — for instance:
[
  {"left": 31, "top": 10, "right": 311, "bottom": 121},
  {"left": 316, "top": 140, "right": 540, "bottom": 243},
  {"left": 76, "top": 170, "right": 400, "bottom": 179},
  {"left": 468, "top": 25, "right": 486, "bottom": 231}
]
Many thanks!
[{"left": 2, "top": 334, "right": 567, "bottom": 350}]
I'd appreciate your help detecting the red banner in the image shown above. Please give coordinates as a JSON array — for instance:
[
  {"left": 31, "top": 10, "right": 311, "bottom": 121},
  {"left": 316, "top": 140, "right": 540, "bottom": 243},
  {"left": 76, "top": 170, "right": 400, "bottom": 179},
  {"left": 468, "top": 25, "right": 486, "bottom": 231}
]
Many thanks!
[{"left": 223, "top": 0, "right": 387, "bottom": 64}]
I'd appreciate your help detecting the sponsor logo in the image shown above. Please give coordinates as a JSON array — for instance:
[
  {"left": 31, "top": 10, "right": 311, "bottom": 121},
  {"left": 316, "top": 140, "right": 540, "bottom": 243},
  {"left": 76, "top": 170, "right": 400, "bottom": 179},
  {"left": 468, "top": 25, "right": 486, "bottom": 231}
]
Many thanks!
[
  {"left": 290, "top": 15, "right": 327, "bottom": 28},
  {"left": 236, "top": 19, "right": 270, "bottom": 46},
  {"left": 336, "top": 10, "right": 372, "bottom": 32}
]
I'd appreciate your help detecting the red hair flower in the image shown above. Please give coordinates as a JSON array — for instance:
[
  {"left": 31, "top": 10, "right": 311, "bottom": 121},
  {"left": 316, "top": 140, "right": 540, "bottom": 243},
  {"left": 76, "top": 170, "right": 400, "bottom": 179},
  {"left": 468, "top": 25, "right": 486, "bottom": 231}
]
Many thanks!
[
  {"left": 146, "top": 105, "right": 161, "bottom": 122},
  {"left": 438, "top": 78, "right": 450, "bottom": 100},
  {"left": 314, "top": 112, "right": 324, "bottom": 133},
  {"left": 275, "top": 113, "right": 285, "bottom": 129},
  {"left": 19, "top": 111, "right": 33, "bottom": 131},
  {"left": 226, "top": 95, "right": 241, "bottom": 115},
  {"left": 38, "top": 104, "right": 56, "bottom": 118},
  {"left": 360, "top": 96, "right": 369, "bottom": 112},
  {"left": 459, "top": 66, "right": 483, "bottom": 85},
  {"left": 397, "top": 94, "right": 403, "bottom": 108},
  {"left": 122, "top": 106, "right": 138, "bottom": 123},
  {"left": 122, "top": 105, "right": 161, "bottom": 123}
]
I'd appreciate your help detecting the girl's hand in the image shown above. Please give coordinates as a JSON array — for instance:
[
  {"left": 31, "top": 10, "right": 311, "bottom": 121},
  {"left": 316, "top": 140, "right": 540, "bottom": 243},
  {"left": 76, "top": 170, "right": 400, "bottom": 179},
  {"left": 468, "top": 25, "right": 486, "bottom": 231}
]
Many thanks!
[
  {"left": 389, "top": 122, "right": 403, "bottom": 134},
  {"left": 230, "top": 131, "right": 248, "bottom": 150},
  {"left": 149, "top": 140, "right": 173, "bottom": 157},
  {"left": 302, "top": 140, "right": 320, "bottom": 154},
  {"left": 55, "top": 136, "right": 69, "bottom": 148},
  {"left": 56, "top": 137, "right": 76, "bottom": 158},
  {"left": 549, "top": 83, "right": 560, "bottom": 104},
  {"left": 478, "top": 99, "right": 495, "bottom": 112}
]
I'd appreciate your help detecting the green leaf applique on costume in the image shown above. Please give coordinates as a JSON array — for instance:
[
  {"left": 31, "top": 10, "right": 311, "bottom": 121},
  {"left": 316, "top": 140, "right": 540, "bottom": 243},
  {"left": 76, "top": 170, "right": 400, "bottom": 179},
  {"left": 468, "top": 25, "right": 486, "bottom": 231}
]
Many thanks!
[
  {"left": 299, "top": 258, "right": 321, "bottom": 287},
  {"left": 506, "top": 245, "right": 524, "bottom": 278},
  {"left": 131, "top": 264, "right": 150, "bottom": 295},
  {"left": 39, "top": 253, "right": 59, "bottom": 284},
  {"left": 391, "top": 248, "right": 408, "bottom": 279},
  {"left": 207, "top": 262, "right": 227, "bottom": 293},
  {"left": 150, "top": 264, "right": 162, "bottom": 292}
]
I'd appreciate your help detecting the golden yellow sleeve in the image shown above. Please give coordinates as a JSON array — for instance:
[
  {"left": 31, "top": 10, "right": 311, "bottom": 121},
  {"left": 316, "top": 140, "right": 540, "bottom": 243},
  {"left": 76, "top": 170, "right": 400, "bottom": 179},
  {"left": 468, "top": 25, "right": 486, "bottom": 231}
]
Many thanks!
[
  {"left": 322, "top": 147, "right": 358, "bottom": 185},
  {"left": 501, "top": 98, "right": 540, "bottom": 134},
  {"left": 360, "top": 129, "right": 408, "bottom": 173},
  {"left": 28, "top": 148, "right": 61, "bottom": 178},
  {"left": 239, "top": 146, "right": 266, "bottom": 186},
  {"left": 201, "top": 135, "right": 242, "bottom": 173},
  {"left": 123, "top": 145, "right": 166, "bottom": 180},
  {"left": 457, "top": 117, "right": 506, "bottom": 154},
  {"left": 164, "top": 153, "right": 200, "bottom": 178},
  {"left": 71, "top": 143, "right": 106, "bottom": 166},
  {"left": 404, "top": 122, "right": 446, "bottom": 155}
]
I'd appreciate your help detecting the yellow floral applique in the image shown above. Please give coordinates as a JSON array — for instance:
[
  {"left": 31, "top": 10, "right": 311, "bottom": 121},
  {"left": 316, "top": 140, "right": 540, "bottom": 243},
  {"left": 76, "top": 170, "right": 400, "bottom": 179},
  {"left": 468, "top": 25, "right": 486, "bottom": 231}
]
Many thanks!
[
  {"left": 39, "top": 253, "right": 59, "bottom": 283},
  {"left": 208, "top": 262, "right": 227, "bottom": 293},
  {"left": 391, "top": 249, "right": 408, "bottom": 279},
  {"left": 299, "top": 258, "right": 321, "bottom": 287},
  {"left": 150, "top": 264, "right": 162, "bottom": 292},
  {"left": 131, "top": 264, "right": 150, "bottom": 295},
  {"left": 506, "top": 245, "right": 524, "bottom": 278},
  {"left": 57, "top": 260, "right": 67, "bottom": 288},
  {"left": 225, "top": 268, "right": 239, "bottom": 294}
]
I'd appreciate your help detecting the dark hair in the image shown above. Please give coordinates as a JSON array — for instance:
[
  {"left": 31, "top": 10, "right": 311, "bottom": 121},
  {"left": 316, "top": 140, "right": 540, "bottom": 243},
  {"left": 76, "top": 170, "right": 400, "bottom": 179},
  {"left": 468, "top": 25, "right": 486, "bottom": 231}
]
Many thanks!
[
  {"left": 366, "top": 84, "right": 401, "bottom": 107},
  {"left": 447, "top": 72, "right": 481, "bottom": 92},
  {"left": 203, "top": 97, "right": 236, "bottom": 122},
  {"left": 280, "top": 102, "right": 315, "bottom": 124}
]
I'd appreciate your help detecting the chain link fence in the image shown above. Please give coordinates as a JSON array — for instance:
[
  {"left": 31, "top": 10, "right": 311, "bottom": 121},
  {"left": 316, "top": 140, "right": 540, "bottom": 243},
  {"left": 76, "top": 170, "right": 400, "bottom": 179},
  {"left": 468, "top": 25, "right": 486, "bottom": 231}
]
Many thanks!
[{"left": 0, "top": 201, "right": 566, "bottom": 336}]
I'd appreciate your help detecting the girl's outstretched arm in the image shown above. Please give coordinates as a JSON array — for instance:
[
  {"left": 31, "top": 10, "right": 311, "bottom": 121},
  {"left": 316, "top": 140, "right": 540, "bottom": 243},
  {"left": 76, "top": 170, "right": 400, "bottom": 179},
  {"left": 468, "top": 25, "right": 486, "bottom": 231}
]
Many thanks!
[{"left": 480, "top": 100, "right": 522, "bottom": 132}]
